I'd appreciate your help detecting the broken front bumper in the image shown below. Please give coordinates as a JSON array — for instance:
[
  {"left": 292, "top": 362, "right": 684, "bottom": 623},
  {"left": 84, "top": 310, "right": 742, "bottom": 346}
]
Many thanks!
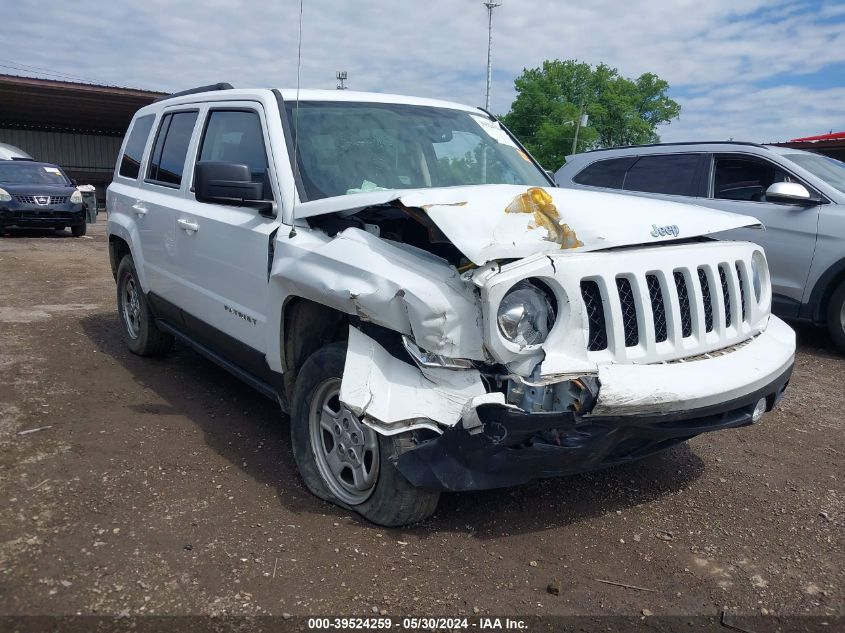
[{"left": 394, "top": 363, "right": 792, "bottom": 491}]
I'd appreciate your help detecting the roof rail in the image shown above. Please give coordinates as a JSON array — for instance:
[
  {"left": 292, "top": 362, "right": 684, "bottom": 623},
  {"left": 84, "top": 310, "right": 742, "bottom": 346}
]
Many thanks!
[
  {"left": 581, "top": 140, "right": 770, "bottom": 154},
  {"left": 154, "top": 82, "right": 234, "bottom": 103}
]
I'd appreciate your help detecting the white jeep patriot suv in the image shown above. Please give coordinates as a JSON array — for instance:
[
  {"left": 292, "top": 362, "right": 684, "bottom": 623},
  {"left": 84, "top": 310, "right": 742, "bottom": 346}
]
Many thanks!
[{"left": 107, "top": 84, "right": 795, "bottom": 526}]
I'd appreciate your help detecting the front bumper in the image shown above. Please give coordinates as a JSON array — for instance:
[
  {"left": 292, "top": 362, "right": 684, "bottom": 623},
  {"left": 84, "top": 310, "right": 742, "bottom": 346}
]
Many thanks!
[
  {"left": 0, "top": 205, "right": 85, "bottom": 227},
  {"left": 395, "top": 365, "right": 791, "bottom": 491},
  {"left": 395, "top": 318, "right": 795, "bottom": 492}
]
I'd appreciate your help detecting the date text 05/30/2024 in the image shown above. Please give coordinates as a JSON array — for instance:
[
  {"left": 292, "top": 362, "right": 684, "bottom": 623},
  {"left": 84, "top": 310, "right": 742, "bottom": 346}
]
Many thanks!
[{"left": 306, "top": 617, "right": 528, "bottom": 630}]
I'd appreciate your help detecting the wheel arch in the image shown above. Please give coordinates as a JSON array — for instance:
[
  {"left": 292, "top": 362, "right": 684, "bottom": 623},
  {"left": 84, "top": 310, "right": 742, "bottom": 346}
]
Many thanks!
[
  {"left": 804, "top": 257, "right": 845, "bottom": 324},
  {"left": 280, "top": 296, "right": 351, "bottom": 401},
  {"left": 108, "top": 234, "right": 132, "bottom": 281}
]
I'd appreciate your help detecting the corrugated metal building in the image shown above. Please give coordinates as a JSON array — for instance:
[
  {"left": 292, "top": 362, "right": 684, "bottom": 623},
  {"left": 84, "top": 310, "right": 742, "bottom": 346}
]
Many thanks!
[
  {"left": 0, "top": 74, "right": 165, "bottom": 204},
  {"left": 773, "top": 132, "right": 845, "bottom": 162}
]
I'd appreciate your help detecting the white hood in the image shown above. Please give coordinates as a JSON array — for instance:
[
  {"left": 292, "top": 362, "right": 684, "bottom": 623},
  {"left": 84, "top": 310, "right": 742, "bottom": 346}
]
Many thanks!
[{"left": 295, "top": 184, "right": 762, "bottom": 266}]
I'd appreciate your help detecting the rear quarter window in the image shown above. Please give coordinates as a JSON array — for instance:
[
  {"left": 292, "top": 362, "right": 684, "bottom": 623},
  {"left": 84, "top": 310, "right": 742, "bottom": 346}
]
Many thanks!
[
  {"left": 118, "top": 114, "right": 155, "bottom": 179},
  {"left": 573, "top": 156, "right": 638, "bottom": 189}
]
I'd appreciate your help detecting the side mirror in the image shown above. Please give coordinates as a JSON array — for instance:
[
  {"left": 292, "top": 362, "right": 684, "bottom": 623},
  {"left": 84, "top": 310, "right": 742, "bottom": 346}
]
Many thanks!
[
  {"left": 544, "top": 169, "right": 557, "bottom": 184},
  {"left": 765, "top": 182, "right": 819, "bottom": 205},
  {"left": 194, "top": 161, "right": 274, "bottom": 215}
]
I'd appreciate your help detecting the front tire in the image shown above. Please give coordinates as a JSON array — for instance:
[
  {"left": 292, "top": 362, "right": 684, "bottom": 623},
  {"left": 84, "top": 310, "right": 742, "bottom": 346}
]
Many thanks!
[
  {"left": 116, "top": 255, "right": 173, "bottom": 356},
  {"left": 290, "top": 342, "right": 440, "bottom": 526},
  {"left": 71, "top": 223, "right": 87, "bottom": 237},
  {"left": 826, "top": 281, "right": 845, "bottom": 352}
]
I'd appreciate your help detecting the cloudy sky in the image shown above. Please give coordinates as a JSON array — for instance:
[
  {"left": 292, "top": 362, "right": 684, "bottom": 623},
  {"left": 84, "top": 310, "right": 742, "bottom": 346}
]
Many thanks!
[{"left": 3, "top": 0, "right": 844, "bottom": 142}]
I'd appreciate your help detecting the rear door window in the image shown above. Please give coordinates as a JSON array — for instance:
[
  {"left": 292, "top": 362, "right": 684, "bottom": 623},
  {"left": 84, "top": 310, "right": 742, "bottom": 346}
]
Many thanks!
[
  {"left": 119, "top": 114, "right": 155, "bottom": 179},
  {"left": 572, "top": 156, "right": 638, "bottom": 189},
  {"left": 623, "top": 154, "right": 702, "bottom": 196},
  {"left": 147, "top": 111, "right": 198, "bottom": 187}
]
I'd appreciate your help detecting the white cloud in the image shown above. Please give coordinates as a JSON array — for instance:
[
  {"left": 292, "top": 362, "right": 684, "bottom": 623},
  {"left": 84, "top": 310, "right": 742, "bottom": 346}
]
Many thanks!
[{"left": 2, "top": 0, "right": 844, "bottom": 141}]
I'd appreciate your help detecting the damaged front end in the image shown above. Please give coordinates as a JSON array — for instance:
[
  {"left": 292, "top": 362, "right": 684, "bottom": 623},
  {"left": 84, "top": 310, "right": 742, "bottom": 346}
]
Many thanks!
[{"left": 287, "top": 184, "right": 795, "bottom": 492}]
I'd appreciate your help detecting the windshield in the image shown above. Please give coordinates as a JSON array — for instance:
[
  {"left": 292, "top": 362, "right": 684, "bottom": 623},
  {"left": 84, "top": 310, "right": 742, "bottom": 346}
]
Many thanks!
[
  {"left": 783, "top": 152, "right": 845, "bottom": 195},
  {"left": 285, "top": 101, "right": 548, "bottom": 200},
  {"left": 0, "top": 162, "right": 71, "bottom": 186}
]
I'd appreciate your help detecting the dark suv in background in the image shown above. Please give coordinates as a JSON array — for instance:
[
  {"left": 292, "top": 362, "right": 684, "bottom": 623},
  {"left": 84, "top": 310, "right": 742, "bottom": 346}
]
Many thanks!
[{"left": 0, "top": 160, "right": 87, "bottom": 236}]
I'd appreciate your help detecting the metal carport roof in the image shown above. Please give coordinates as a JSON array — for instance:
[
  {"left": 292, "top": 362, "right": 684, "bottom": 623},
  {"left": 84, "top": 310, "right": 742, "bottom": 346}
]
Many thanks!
[{"left": 0, "top": 74, "right": 165, "bottom": 136}]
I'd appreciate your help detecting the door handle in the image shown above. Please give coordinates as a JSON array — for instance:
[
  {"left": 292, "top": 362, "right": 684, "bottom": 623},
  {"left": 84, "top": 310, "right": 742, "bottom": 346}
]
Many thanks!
[
  {"left": 177, "top": 218, "right": 200, "bottom": 233},
  {"left": 132, "top": 202, "right": 148, "bottom": 216}
]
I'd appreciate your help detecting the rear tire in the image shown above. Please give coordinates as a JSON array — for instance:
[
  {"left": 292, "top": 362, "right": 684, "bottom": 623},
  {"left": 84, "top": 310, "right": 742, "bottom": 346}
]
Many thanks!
[
  {"left": 826, "top": 281, "right": 845, "bottom": 352},
  {"left": 290, "top": 342, "right": 440, "bottom": 526},
  {"left": 116, "top": 254, "right": 173, "bottom": 356},
  {"left": 71, "top": 223, "right": 87, "bottom": 237}
]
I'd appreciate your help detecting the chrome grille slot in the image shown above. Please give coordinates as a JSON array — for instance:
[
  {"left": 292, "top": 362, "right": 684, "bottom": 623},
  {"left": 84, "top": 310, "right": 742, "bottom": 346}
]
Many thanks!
[
  {"left": 615, "top": 277, "right": 639, "bottom": 347},
  {"left": 719, "top": 264, "right": 732, "bottom": 327},
  {"left": 673, "top": 271, "right": 693, "bottom": 338},
  {"left": 580, "top": 280, "right": 607, "bottom": 351},
  {"left": 647, "top": 274, "right": 668, "bottom": 343},
  {"left": 698, "top": 268, "right": 714, "bottom": 333},
  {"left": 735, "top": 262, "right": 747, "bottom": 322}
]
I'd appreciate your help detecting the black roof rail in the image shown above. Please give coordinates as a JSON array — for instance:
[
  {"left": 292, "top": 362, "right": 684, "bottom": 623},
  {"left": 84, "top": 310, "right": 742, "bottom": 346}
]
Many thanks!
[
  {"left": 154, "top": 82, "right": 234, "bottom": 103},
  {"left": 581, "top": 140, "right": 770, "bottom": 154}
]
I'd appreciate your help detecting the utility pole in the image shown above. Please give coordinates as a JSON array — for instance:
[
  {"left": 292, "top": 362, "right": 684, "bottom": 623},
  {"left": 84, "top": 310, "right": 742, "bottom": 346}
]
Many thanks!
[
  {"left": 571, "top": 111, "right": 589, "bottom": 154},
  {"left": 336, "top": 70, "right": 348, "bottom": 90},
  {"left": 484, "top": 1, "right": 501, "bottom": 111}
]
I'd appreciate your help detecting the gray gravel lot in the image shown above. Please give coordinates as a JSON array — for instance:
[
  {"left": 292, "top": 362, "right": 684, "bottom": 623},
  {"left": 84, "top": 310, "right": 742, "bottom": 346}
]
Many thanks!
[{"left": 0, "top": 223, "right": 842, "bottom": 622}]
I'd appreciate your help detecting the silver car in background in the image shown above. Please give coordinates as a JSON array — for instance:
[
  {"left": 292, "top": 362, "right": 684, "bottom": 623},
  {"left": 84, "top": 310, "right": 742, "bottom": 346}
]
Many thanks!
[{"left": 556, "top": 142, "right": 845, "bottom": 350}]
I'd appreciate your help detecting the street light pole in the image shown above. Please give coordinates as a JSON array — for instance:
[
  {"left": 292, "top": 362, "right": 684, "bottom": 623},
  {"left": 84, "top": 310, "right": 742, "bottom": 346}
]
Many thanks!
[
  {"left": 484, "top": 1, "right": 501, "bottom": 111},
  {"left": 336, "top": 70, "right": 348, "bottom": 90}
]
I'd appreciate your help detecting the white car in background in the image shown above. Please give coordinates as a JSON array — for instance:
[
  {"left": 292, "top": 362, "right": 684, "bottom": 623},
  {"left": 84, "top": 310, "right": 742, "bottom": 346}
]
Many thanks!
[{"left": 0, "top": 142, "right": 33, "bottom": 161}]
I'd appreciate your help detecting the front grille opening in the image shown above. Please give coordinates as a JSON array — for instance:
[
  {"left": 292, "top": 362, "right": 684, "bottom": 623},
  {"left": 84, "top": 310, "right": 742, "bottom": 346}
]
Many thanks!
[
  {"left": 14, "top": 195, "right": 68, "bottom": 205},
  {"left": 698, "top": 268, "right": 714, "bottom": 333},
  {"left": 673, "top": 271, "right": 693, "bottom": 338},
  {"left": 646, "top": 274, "right": 668, "bottom": 343},
  {"left": 580, "top": 280, "right": 608, "bottom": 351},
  {"left": 719, "top": 264, "right": 733, "bottom": 327},
  {"left": 735, "top": 262, "right": 747, "bottom": 322},
  {"left": 615, "top": 277, "right": 639, "bottom": 347}
]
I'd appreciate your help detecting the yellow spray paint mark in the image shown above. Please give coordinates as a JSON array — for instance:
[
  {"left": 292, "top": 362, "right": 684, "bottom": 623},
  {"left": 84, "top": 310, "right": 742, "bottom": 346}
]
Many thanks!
[{"left": 505, "top": 187, "right": 583, "bottom": 249}]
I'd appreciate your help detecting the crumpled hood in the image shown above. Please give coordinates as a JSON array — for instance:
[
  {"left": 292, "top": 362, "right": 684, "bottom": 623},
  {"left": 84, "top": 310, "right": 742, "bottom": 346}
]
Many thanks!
[{"left": 295, "top": 184, "right": 762, "bottom": 266}]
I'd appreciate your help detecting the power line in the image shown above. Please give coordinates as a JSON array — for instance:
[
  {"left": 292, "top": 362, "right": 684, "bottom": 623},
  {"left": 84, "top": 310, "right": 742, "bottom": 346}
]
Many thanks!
[{"left": 0, "top": 59, "right": 102, "bottom": 84}]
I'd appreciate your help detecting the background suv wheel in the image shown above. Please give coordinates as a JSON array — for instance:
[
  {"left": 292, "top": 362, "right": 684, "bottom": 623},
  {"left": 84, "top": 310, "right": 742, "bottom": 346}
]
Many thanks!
[{"left": 826, "top": 280, "right": 845, "bottom": 352}]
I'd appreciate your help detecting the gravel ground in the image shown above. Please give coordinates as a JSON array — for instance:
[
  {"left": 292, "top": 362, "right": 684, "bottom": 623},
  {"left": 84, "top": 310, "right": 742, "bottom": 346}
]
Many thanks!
[{"left": 0, "top": 222, "right": 842, "bottom": 623}]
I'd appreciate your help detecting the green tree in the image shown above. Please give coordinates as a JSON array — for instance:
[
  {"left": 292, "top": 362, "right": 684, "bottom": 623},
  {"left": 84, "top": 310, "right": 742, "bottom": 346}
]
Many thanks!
[{"left": 501, "top": 60, "right": 681, "bottom": 170}]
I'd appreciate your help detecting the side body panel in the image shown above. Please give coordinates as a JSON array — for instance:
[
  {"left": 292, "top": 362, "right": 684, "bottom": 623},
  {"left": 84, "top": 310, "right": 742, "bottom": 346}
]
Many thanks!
[{"left": 170, "top": 100, "right": 282, "bottom": 354}]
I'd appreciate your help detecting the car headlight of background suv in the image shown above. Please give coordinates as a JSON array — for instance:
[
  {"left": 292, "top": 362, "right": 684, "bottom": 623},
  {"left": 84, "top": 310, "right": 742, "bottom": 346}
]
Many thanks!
[
  {"left": 496, "top": 279, "right": 557, "bottom": 347},
  {"left": 0, "top": 187, "right": 11, "bottom": 202},
  {"left": 70, "top": 190, "right": 83, "bottom": 204}
]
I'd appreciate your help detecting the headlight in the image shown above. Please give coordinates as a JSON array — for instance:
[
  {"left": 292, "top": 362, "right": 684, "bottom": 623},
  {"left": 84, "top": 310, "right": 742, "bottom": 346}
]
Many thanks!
[
  {"left": 70, "top": 190, "right": 83, "bottom": 204},
  {"left": 751, "top": 251, "right": 766, "bottom": 302},
  {"left": 496, "top": 280, "right": 556, "bottom": 347},
  {"left": 0, "top": 187, "right": 11, "bottom": 202}
]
